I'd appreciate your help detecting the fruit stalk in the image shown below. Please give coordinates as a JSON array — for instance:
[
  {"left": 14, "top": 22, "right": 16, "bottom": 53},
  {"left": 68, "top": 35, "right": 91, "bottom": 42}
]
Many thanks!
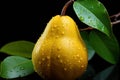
[{"left": 61, "top": 0, "right": 74, "bottom": 16}]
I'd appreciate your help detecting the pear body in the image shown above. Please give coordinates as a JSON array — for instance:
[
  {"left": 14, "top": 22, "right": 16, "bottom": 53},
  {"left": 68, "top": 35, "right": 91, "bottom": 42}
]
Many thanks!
[{"left": 32, "top": 15, "right": 88, "bottom": 80}]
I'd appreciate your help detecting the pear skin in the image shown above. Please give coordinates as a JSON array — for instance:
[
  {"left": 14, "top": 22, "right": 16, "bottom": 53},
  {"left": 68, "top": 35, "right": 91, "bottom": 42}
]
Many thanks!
[{"left": 32, "top": 15, "right": 88, "bottom": 80}]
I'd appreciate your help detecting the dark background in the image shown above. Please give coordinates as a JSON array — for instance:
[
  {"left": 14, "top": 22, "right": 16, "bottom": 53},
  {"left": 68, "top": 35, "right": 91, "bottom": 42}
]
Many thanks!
[
  {"left": 0, "top": 0, "right": 120, "bottom": 80},
  {"left": 0, "top": 0, "right": 120, "bottom": 45}
]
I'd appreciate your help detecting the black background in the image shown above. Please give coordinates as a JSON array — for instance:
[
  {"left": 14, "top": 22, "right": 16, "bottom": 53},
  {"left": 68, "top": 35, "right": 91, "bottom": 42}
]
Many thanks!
[
  {"left": 0, "top": 0, "right": 120, "bottom": 80},
  {"left": 0, "top": 0, "right": 120, "bottom": 45}
]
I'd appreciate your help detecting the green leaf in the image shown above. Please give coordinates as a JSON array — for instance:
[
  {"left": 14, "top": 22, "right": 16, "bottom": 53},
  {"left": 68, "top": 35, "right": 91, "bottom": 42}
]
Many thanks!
[
  {"left": 0, "top": 56, "right": 34, "bottom": 79},
  {"left": 93, "top": 65, "right": 115, "bottom": 80},
  {"left": 0, "top": 40, "right": 34, "bottom": 58},
  {"left": 89, "top": 30, "right": 120, "bottom": 64},
  {"left": 81, "top": 31, "right": 95, "bottom": 60},
  {"left": 73, "top": 0, "right": 112, "bottom": 36}
]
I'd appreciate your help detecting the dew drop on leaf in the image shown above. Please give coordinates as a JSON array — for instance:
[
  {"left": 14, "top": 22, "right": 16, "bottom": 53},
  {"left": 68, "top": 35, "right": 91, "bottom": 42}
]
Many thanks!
[
  {"left": 80, "top": 16, "right": 84, "bottom": 21},
  {"left": 88, "top": 16, "right": 91, "bottom": 19},
  {"left": 98, "top": 2, "right": 101, "bottom": 6},
  {"left": 20, "top": 67, "right": 24, "bottom": 70}
]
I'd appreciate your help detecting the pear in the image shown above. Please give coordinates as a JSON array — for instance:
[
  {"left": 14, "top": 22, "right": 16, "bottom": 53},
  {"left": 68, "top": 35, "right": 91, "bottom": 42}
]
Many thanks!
[{"left": 32, "top": 15, "right": 88, "bottom": 80}]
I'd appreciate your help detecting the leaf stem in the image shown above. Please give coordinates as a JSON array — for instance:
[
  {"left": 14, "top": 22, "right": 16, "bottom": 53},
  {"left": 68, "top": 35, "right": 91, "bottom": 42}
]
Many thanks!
[
  {"left": 110, "top": 12, "right": 120, "bottom": 25},
  {"left": 80, "top": 27, "right": 93, "bottom": 31},
  {"left": 61, "top": 0, "right": 74, "bottom": 16}
]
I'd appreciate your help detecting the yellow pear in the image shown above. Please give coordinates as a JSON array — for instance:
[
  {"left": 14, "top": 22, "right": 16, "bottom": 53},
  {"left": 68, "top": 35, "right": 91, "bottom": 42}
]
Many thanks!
[{"left": 32, "top": 15, "right": 88, "bottom": 80}]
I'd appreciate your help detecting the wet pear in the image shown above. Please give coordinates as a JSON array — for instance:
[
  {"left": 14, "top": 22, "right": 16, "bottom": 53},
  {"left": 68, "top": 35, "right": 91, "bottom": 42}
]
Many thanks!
[{"left": 32, "top": 15, "right": 88, "bottom": 80}]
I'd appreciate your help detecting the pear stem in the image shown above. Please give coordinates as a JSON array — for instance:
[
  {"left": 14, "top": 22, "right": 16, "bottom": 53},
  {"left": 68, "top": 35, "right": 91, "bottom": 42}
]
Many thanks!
[{"left": 61, "top": 0, "right": 74, "bottom": 16}]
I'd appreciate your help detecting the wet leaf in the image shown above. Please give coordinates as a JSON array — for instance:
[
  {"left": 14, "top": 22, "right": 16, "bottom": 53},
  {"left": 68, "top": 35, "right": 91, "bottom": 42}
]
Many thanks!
[
  {"left": 89, "top": 30, "right": 120, "bottom": 64},
  {"left": 73, "top": 0, "right": 112, "bottom": 37},
  {"left": 0, "top": 56, "right": 34, "bottom": 79},
  {"left": 0, "top": 40, "right": 34, "bottom": 58}
]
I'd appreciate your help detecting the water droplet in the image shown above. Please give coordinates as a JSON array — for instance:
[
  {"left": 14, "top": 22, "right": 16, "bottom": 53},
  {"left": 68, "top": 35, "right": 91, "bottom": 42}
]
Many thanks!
[
  {"left": 53, "top": 25, "right": 57, "bottom": 28},
  {"left": 78, "top": 60, "right": 81, "bottom": 63},
  {"left": 90, "top": 19, "right": 93, "bottom": 23},
  {"left": 81, "top": 65, "right": 84, "bottom": 68},
  {"left": 66, "top": 59, "right": 69, "bottom": 62},
  {"left": 42, "top": 58, "right": 45, "bottom": 61},
  {"left": 41, "top": 53, "right": 44, "bottom": 55},
  {"left": 64, "top": 68, "right": 67, "bottom": 71},
  {"left": 55, "top": 36, "right": 59, "bottom": 38},
  {"left": 101, "top": 26, "right": 105, "bottom": 31},
  {"left": 80, "top": 58, "right": 83, "bottom": 60},
  {"left": 88, "top": 16, "right": 91, "bottom": 19},
  {"left": 104, "top": 9, "right": 106, "bottom": 12},
  {"left": 47, "top": 64, "right": 50, "bottom": 67},
  {"left": 78, "top": 48, "right": 80, "bottom": 50},
  {"left": 91, "top": 6, "right": 94, "bottom": 9},
  {"left": 57, "top": 55, "right": 60, "bottom": 58},
  {"left": 61, "top": 31, "right": 64, "bottom": 35},
  {"left": 39, "top": 61, "right": 41, "bottom": 64},
  {"left": 80, "top": 16, "right": 84, "bottom": 21},
  {"left": 20, "top": 67, "right": 24, "bottom": 70},
  {"left": 19, "top": 74, "right": 22, "bottom": 77},
  {"left": 84, "top": 47, "right": 86, "bottom": 50},
  {"left": 76, "top": 54, "right": 80, "bottom": 58},
  {"left": 60, "top": 59, "right": 63, "bottom": 63},
  {"left": 57, "top": 47, "right": 61, "bottom": 51},
  {"left": 98, "top": 2, "right": 101, "bottom": 5},
  {"left": 62, "top": 24, "right": 65, "bottom": 27},
  {"left": 51, "top": 28, "right": 54, "bottom": 31},
  {"left": 69, "top": 66, "right": 72, "bottom": 69},
  {"left": 47, "top": 56, "right": 50, "bottom": 60},
  {"left": 23, "top": 73, "right": 26, "bottom": 76}
]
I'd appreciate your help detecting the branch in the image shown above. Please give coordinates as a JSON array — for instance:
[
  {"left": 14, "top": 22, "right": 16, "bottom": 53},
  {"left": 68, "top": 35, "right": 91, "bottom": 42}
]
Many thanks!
[
  {"left": 111, "top": 20, "right": 120, "bottom": 25},
  {"left": 80, "top": 27, "right": 93, "bottom": 31},
  {"left": 110, "top": 12, "right": 120, "bottom": 20},
  {"left": 61, "top": 0, "right": 74, "bottom": 16},
  {"left": 110, "top": 12, "right": 120, "bottom": 25}
]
